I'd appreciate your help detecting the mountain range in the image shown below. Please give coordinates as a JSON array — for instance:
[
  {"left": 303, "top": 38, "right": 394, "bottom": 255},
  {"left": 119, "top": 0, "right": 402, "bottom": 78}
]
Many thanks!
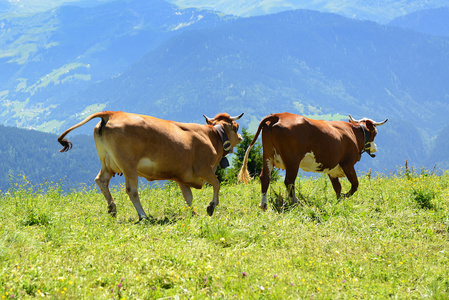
[
  {"left": 167, "top": 0, "right": 449, "bottom": 23},
  {"left": 1, "top": 0, "right": 449, "bottom": 189},
  {"left": 3, "top": 0, "right": 448, "bottom": 23}
]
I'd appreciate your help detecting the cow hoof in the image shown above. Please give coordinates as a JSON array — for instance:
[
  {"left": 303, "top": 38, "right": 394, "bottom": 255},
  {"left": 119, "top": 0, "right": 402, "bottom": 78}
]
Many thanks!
[
  {"left": 108, "top": 208, "right": 117, "bottom": 217},
  {"left": 207, "top": 203, "right": 215, "bottom": 216},
  {"left": 136, "top": 216, "right": 151, "bottom": 224},
  {"left": 289, "top": 202, "right": 299, "bottom": 209},
  {"left": 259, "top": 203, "right": 267, "bottom": 211},
  {"left": 341, "top": 193, "right": 352, "bottom": 199}
]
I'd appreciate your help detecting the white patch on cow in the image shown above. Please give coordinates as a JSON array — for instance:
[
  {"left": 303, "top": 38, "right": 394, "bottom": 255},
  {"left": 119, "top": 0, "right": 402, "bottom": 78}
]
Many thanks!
[
  {"left": 273, "top": 148, "right": 285, "bottom": 170},
  {"left": 323, "top": 165, "right": 346, "bottom": 178},
  {"left": 299, "top": 152, "right": 323, "bottom": 172},
  {"left": 260, "top": 193, "right": 267, "bottom": 208},
  {"left": 137, "top": 157, "right": 157, "bottom": 171},
  {"left": 266, "top": 158, "right": 274, "bottom": 180},
  {"left": 299, "top": 152, "right": 346, "bottom": 178}
]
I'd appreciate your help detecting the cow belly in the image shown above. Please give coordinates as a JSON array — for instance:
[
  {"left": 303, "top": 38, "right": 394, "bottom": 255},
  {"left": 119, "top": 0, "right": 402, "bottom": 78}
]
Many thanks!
[
  {"left": 299, "top": 152, "right": 346, "bottom": 178},
  {"left": 137, "top": 157, "right": 157, "bottom": 171},
  {"left": 137, "top": 157, "right": 205, "bottom": 187},
  {"left": 137, "top": 157, "right": 165, "bottom": 179}
]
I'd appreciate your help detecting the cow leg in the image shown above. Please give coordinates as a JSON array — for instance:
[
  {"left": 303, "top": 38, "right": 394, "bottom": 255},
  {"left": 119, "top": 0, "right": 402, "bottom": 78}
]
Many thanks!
[
  {"left": 123, "top": 173, "right": 148, "bottom": 221},
  {"left": 95, "top": 169, "right": 116, "bottom": 217},
  {"left": 259, "top": 159, "right": 272, "bottom": 211},
  {"left": 284, "top": 167, "right": 299, "bottom": 206},
  {"left": 328, "top": 175, "right": 342, "bottom": 199},
  {"left": 204, "top": 175, "right": 220, "bottom": 216},
  {"left": 342, "top": 165, "right": 359, "bottom": 198},
  {"left": 178, "top": 183, "right": 197, "bottom": 215}
]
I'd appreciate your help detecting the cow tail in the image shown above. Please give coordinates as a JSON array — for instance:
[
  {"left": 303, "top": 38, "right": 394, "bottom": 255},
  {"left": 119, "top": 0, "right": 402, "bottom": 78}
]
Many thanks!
[
  {"left": 57, "top": 111, "right": 112, "bottom": 152},
  {"left": 237, "top": 115, "right": 275, "bottom": 183},
  {"left": 237, "top": 142, "right": 254, "bottom": 183}
]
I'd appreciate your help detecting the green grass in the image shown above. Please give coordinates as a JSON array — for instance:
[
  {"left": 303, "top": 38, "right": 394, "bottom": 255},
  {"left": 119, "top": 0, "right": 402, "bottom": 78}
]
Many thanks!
[{"left": 1, "top": 170, "right": 448, "bottom": 299}]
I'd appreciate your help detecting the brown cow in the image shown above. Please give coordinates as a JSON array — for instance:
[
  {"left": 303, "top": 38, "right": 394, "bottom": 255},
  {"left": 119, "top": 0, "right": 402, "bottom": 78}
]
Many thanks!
[
  {"left": 238, "top": 113, "right": 387, "bottom": 210},
  {"left": 58, "top": 111, "right": 243, "bottom": 220}
]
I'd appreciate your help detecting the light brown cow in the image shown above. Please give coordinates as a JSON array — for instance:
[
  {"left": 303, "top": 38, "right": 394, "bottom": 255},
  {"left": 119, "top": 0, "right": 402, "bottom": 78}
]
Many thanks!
[
  {"left": 238, "top": 113, "right": 387, "bottom": 210},
  {"left": 58, "top": 111, "right": 243, "bottom": 220}
]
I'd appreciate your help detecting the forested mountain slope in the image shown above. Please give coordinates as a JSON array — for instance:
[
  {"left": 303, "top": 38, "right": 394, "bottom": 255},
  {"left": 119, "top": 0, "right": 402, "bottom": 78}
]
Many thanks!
[{"left": 0, "top": 125, "right": 99, "bottom": 191}]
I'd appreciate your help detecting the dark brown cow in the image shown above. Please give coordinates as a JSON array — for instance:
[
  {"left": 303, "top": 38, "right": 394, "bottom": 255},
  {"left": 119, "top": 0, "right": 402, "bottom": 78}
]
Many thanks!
[
  {"left": 238, "top": 113, "right": 387, "bottom": 210},
  {"left": 58, "top": 111, "right": 243, "bottom": 220}
]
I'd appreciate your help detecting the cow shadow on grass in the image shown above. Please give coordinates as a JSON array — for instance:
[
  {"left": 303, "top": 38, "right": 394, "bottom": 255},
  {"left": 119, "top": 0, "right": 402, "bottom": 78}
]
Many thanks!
[
  {"left": 139, "top": 216, "right": 175, "bottom": 226},
  {"left": 117, "top": 214, "right": 185, "bottom": 226},
  {"left": 268, "top": 186, "right": 338, "bottom": 223}
]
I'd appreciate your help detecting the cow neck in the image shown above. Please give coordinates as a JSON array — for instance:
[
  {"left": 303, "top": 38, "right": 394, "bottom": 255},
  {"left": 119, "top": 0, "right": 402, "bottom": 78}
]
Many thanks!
[
  {"left": 214, "top": 125, "right": 232, "bottom": 156},
  {"left": 359, "top": 124, "right": 375, "bottom": 158}
]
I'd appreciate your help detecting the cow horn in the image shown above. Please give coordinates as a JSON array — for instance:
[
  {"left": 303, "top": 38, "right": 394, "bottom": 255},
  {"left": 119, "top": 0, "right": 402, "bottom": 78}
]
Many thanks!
[
  {"left": 349, "top": 115, "right": 388, "bottom": 127},
  {"left": 348, "top": 115, "right": 361, "bottom": 123},
  {"left": 373, "top": 119, "right": 388, "bottom": 127},
  {"left": 231, "top": 113, "right": 244, "bottom": 121}
]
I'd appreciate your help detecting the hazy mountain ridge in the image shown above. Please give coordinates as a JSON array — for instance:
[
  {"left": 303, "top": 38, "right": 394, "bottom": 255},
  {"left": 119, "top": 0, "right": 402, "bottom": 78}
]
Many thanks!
[
  {"left": 0, "top": 0, "right": 114, "bottom": 15},
  {"left": 167, "top": 0, "right": 449, "bottom": 23},
  {"left": 388, "top": 7, "right": 449, "bottom": 37}
]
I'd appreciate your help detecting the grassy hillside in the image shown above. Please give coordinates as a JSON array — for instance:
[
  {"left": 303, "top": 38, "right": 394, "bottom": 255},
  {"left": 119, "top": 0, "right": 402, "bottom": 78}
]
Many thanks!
[{"left": 1, "top": 170, "right": 448, "bottom": 298}]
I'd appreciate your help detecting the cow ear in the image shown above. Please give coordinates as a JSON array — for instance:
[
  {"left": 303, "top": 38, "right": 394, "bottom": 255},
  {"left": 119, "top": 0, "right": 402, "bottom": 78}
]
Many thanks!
[
  {"left": 365, "top": 120, "right": 375, "bottom": 131},
  {"left": 222, "top": 123, "right": 231, "bottom": 131}
]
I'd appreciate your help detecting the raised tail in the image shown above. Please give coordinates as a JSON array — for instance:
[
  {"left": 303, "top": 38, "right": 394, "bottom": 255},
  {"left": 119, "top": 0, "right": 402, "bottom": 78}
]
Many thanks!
[
  {"left": 237, "top": 114, "right": 279, "bottom": 183},
  {"left": 57, "top": 111, "right": 113, "bottom": 152}
]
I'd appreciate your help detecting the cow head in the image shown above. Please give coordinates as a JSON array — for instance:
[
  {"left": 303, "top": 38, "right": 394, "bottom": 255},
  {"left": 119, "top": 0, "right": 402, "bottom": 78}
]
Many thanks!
[
  {"left": 349, "top": 115, "right": 388, "bottom": 156},
  {"left": 204, "top": 113, "right": 244, "bottom": 149}
]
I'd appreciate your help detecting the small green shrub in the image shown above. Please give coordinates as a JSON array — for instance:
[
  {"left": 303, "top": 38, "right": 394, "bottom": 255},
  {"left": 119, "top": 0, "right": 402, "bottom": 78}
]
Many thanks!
[
  {"left": 412, "top": 189, "right": 435, "bottom": 210},
  {"left": 21, "top": 209, "right": 51, "bottom": 226}
]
